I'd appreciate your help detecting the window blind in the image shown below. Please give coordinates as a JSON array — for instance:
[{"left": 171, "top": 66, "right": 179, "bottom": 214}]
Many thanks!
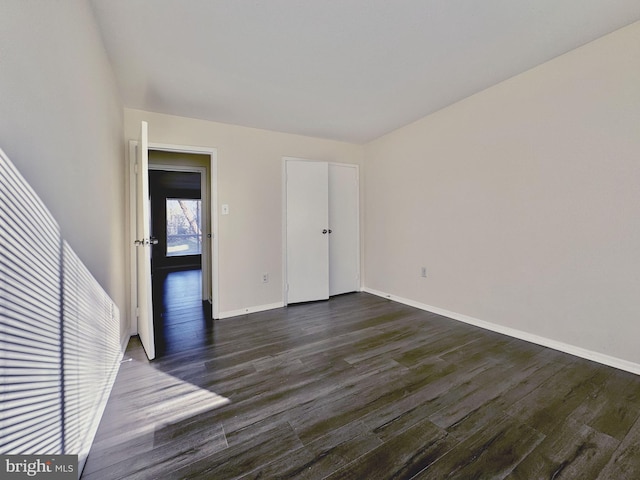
[
  {"left": 0, "top": 148, "right": 122, "bottom": 472},
  {"left": 0, "top": 151, "right": 64, "bottom": 455},
  {"left": 62, "top": 241, "right": 121, "bottom": 465}
]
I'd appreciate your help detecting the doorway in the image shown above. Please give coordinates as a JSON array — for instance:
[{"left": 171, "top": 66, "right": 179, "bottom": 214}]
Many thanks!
[
  {"left": 148, "top": 166, "right": 209, "bottom": 355},
  {"left": 129, "top": 139, "right": 219, "bottom": 359}
]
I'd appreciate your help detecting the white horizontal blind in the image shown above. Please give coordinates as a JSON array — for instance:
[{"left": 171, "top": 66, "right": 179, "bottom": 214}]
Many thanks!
[
  {"left": 0, "top": 150, "right": 64, "bottom": 454},
  {"left": 0, "top": 148, "right": 122, "bottom": 470},
  {"left": 62, "top": 241, "right": 121, "bottom": 468}
]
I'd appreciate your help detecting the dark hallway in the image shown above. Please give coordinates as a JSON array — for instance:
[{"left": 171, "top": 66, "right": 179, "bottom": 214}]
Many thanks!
[{"left": 152, "top": 268, "right": 213, "bottom": 356}]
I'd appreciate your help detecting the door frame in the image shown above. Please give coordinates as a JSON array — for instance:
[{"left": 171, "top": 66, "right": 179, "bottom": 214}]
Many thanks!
[
  {"left": 129, "top": 141, "right": 219, "bottom": 336},
  {"left": 281, "top": 157, "right": 361, "bottom": 306}
]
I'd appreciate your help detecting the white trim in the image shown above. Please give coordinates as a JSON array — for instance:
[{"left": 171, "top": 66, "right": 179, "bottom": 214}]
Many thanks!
[
  {"left": 148, "top": 142, "right": 216, "bottom": 155},
  {"left": 218, "top": 302, "right": 285, "bottom": 320},
  {"left": 128, "top": 140, "right": 139, "bottom": 335},
  {"left": 128, "top": 140, "right": 220, "bottom": 331},
  {"left": 148, "top": 141, "right": 219, "bottom": 319},
  {"left": 363, "top": 287, "right": 640, "bottom": 376},
  {"left": 281, "top": 158, "right": 288, "bottom": 306}
]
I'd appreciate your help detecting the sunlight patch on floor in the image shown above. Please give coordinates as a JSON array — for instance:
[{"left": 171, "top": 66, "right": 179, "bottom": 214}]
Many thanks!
[{"left": 92, "top": 354, "right": 230, "bottom": 452}]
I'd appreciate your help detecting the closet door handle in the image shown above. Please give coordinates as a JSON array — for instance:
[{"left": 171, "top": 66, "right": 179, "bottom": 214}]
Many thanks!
[
  {"left": 322, "top": 229, "right": 328, "bottom": 234},
  {"left": 328, "top": 229, "right": 332, "bottom": 234}
]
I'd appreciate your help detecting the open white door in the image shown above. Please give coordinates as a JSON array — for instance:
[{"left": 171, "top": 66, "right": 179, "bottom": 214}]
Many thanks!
[
  {"left": 286, "top": 159, "right": 329, "bottom": 303},
  {"left": 135, "top": 121, "right": 155, "bottom": 360}
]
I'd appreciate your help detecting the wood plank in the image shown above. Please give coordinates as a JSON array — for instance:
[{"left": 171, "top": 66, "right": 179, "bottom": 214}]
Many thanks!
[
  {"left": 237, "top": 421, "right": 382, "bottom": 479},
  {"left": 429, "top": 348, "right": 567, "bottom": 431},
  {"left": 566, "top": 367, "right": 640, "bottom": 441},
  {"left": 507, "top": 419, "right": 619, "bottom": 480},
  {"left": 167, "top": 421, "right": 303, "bottom": 479},
  {"left": 596, "top": 416, "right": 640, "bottom": 480},
  {"left": 505, "top": 361, "right": 612, "bottom": 435},
  {"left": 82, "top": 421, "right": 227, "bottom": 480},
  {"left": 324, "top": 418, "right": 456, "bottom": 480},
  {"left": 418, "top": 415, "right": 545, "bottom": 479}
]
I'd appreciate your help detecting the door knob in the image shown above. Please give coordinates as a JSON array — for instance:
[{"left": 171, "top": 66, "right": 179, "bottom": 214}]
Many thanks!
[{"left": 134, "top": 238, "right": 157, "bottom": 246}]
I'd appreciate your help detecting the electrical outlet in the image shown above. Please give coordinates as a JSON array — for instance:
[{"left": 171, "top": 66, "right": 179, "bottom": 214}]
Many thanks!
[
  {"left": 421, "top": 267, "right": 427, "bottom": 278},
  {"left": 262, "top": 273, "right": 269, "bottom": 283}
]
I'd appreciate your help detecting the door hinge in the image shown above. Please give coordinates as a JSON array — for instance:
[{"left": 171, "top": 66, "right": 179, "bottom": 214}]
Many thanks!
[
  {"left": 135, "top": 307, "right": 140, "bottom": 317},
  {"left": 134, "top": 162, "right": 139, "bottom": 174}
]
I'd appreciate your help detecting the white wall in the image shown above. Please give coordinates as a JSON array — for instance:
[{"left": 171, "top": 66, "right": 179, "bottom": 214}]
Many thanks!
[
  {"left": 0, "top": 1, "right": 126, "bottom": 337},
  {"left": 364, "top": 22, "right": 640, "bottom": 367},
  {"left": 124, "top": 109, "right": 363, "bottom": 316}
]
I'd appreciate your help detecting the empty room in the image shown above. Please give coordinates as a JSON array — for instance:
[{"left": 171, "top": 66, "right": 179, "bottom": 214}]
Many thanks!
[{"left": 1, "top": 1, "right": 640, "bottom": 479}]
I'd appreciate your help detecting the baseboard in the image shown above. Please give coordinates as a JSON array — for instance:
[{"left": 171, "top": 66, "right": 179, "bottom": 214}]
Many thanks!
[
  {"left": 363, "top": 287, "right": 640, "bottom": 376},
  {"left": 218, "top": 301, "right": 285, "bottom": 319}
]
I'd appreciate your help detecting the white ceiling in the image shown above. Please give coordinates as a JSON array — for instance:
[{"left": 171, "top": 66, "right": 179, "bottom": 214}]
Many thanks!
[{"left": 89, "top": 1, "right": 640, "bottom": 144}]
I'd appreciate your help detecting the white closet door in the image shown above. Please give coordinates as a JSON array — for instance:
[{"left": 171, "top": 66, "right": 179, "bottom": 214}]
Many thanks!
[
  {"left": 329, "top": 164, "right": 360, "bottom": 296},
  {"left": 286, "top": 160, "right": 330, "bottom": 303},
  {"left": 135, "top": 121, "right": 155, "bottom": 360}
]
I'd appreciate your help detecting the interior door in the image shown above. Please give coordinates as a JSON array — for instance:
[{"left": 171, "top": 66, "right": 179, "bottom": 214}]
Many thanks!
[
  {"left": 329, "top": 164, "right": 359, "bottom": 296},
  {"left": 286, "top": 159, "right": 329, "bottom": 303},
  {"left": 135, "top": 121, "right": 155, "bottom": 360}
]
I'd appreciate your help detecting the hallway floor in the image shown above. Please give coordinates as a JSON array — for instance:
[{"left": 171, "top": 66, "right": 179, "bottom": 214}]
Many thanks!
[{"left": 152, "top": 268, "right": 212, "bottom": 357}]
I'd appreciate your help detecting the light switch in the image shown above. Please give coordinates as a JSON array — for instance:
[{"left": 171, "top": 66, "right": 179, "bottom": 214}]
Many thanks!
[{"left": 222, "top": 204, "right": 229, "bottom": 215}]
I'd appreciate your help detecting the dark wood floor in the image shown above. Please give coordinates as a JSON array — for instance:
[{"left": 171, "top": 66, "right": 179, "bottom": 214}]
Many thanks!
[
  {"left": 83, "top": 277, "right": 640, "bottom": 479},
  {"left": 152, "top": 268, "right": 212, "bottom": 357}
]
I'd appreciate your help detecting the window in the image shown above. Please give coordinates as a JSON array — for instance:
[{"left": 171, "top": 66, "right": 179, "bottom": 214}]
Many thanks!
[{"left": 166, "top": 199, "right": 202, "bottom": 256}]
